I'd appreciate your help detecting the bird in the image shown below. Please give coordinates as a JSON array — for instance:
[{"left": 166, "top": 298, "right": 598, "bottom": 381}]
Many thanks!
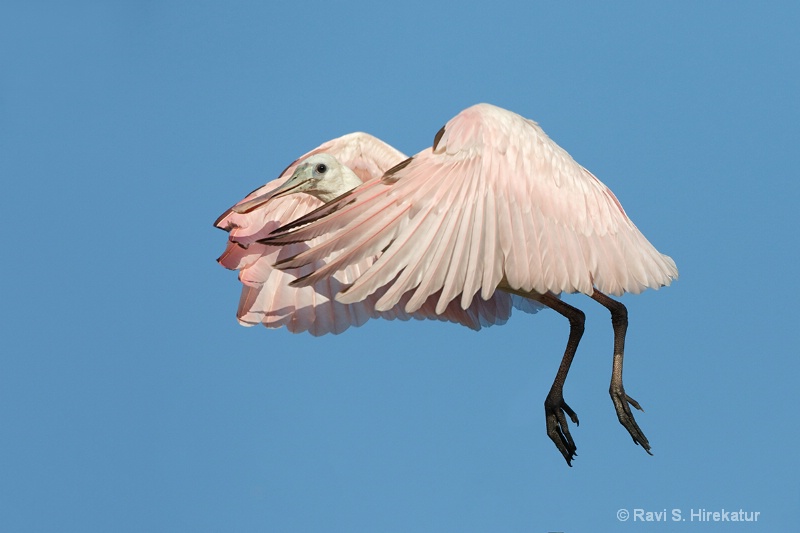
[
  {"left": 215, "top": 132, "right": 542, "bottom": 337},
  {"left": 256, "top": 103, "right": 678, "bottom": 465}
]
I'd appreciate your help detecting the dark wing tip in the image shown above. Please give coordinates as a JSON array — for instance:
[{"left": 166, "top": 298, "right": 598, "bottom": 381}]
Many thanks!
[
  {"left": 267, "top": 194, "right": 358, "bottom": 239},
  {"left": 381, "top": 156, "right": 413, "bottom": 184},
  {"left": 288, "top": 272, "right": 313, "bottom": 287},
  {"left": 272, "top": 252, "right": 304, "bottom": 269},
  {"left": 214, "top": 208, "right": 234, "bottom": 229},
  {"left": 432, "top": 124, "right": 446, "bottom": 151},
  {"left": 257, "top": 235, "right": 305, "bottom": 246}
]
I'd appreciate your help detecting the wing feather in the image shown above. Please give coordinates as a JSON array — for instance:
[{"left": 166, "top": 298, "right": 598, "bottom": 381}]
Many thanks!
[
  {"left": 408, "top": 160, "right": 477, "bottom": 314},
  {"left": 264, "top": 104, "right": 677, "bottom": 314},
  {"left": 216, "top": 131, "right": 521, "bottom": 334},
  {"left": 457, "top": 167, "right": 483, "bottom": 308}
]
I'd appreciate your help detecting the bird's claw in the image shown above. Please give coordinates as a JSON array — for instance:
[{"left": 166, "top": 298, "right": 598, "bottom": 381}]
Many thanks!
[
  {"left": 545, "top": 394, "right": 579, "bottom": 466},
  {"left": 610, "top": 386, "right": 651, "bottom": 454}
]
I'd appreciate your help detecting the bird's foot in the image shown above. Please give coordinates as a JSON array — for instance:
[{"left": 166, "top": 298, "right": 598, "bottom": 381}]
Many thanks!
[
  {"left": 610, "top": 385, "right": 652, "bottom": 454},
  {"left": 545, "top": 392, "right": 579, "bottom": 466}
]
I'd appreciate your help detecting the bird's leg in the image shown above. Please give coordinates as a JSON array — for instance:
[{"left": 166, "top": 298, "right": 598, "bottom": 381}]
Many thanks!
[
  {"left": 590, "top": 290, "right": 652, "bottom": 454},
  {"left": 535, "top": 292, "right": 585, "bottom": 466}
]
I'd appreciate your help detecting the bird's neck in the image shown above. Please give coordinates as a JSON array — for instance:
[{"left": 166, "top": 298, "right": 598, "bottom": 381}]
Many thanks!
[{"left": 314, "top": 170, "right": 362, "bottom": 203}]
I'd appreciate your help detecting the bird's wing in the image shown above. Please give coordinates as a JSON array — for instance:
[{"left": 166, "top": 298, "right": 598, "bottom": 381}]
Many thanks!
[
  {"left": 265, "top": 104, "right": 678, "bottom": 315},
  {"left": 215, "top": 131, "right": 520, "bottom": 335}
]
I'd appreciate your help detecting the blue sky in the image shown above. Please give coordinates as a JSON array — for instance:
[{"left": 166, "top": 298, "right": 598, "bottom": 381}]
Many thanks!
[{"left": 2, "top": 1, "right": 798, "bottom": 531}]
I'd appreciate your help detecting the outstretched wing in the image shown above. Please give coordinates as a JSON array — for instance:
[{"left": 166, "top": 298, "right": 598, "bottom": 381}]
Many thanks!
[
  {"left": 265, "top": 104, "right": 678, "bottom": 315},
  {"left": 215, "top": 131, "right": 523, "bottom": 335}
]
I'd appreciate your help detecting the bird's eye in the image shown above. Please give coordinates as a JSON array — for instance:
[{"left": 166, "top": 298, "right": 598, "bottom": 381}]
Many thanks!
[{"left": 315, "top": 164, "right": 327, "bottom": 174}]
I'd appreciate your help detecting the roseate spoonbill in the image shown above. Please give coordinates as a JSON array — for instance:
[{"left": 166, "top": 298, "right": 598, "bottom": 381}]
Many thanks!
[
  {"left": 215, "top": 132, "right": 541, "bottom": 336},
  {"left": 257, "top": 103, "right": 678, "bottom": 465}
]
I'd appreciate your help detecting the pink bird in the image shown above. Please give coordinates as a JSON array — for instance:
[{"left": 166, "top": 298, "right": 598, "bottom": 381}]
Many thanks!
[
  {"left": 215, "top": 132, "right": 542, "bottom": 336},
  {"left": 255, "top": 104, "right": 678, "bottom": 465}
]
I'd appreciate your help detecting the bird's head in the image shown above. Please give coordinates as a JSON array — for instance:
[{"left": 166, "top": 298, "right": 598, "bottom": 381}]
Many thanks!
[
  {"left": 279, "top": 153, "right": 362, "bottom": 203},
  {"left": 231, "top": 153, "right": 362, "bottom": 214}
]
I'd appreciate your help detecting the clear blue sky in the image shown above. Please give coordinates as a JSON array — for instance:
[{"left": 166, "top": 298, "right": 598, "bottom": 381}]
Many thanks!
[{"left": 2, "top": 2, "right": 798, "bottom": 531}]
